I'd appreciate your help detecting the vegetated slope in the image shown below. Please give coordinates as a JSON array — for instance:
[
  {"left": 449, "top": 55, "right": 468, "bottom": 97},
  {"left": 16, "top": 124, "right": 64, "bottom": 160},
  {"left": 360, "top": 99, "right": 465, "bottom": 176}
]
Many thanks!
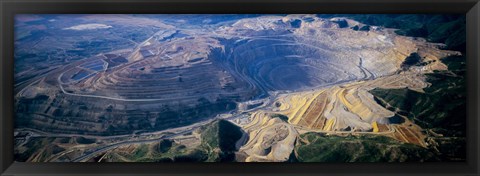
[
  {"left": 14, "top": 136, "right": 96, "bottom": 162},
  {"left": 295, "top": 133, "right": 438, "bottom": 162},
  {"left": 370, "top": 55, "right": 466, "bottom": 161},
  {"left": 101, "top": 119, "right": 243, "bottom": 162},
  {"left": 197, "top": 119, "right": 244, "bottom": 162},
  {"left": 271, "top": 15, "right": 466, "bottom": 162},
  {"left": 100, "top": 139, "right": 204, "bottom": 162},
  {"left": 14, "top": 137, "right": 58, "bottom": 162}
]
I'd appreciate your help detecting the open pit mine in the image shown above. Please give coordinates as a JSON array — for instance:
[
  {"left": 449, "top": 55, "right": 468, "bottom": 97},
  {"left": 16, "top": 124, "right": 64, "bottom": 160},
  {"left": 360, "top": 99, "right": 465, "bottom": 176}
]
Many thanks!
[{"left": 14, "top": 14, "right": 466, "bottom": 162}]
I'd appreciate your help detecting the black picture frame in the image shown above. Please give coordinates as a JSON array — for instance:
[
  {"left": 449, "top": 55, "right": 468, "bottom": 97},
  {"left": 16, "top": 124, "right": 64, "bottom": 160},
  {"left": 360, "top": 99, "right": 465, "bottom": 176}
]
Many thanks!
[{"left": 1, "top": 0, "right": 479, "bottom": 175}]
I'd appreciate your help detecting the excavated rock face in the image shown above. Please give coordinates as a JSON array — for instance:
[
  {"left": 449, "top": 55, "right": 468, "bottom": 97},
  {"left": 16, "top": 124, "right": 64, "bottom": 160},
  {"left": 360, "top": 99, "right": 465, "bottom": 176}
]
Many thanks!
[
  {"left": 210, "top": 15, "right": 457, "bottom": 96},
  {"left": 14, "top": 14, "right": 459, "bottom": 136},
  {"left": 224, "top": 15, "right": 459, "bottom": 154},
  {"left": 216, "top": 15, "right": 457, "bottom": 134},
  {"left": 14, "top": 14, "right": 466, "bottom": 163},
  {"left": 239, "top": 112, "right": 298, "bottom": 162},
  {"left": 15, "top": 16, "right": 257, "bottom": 135}
]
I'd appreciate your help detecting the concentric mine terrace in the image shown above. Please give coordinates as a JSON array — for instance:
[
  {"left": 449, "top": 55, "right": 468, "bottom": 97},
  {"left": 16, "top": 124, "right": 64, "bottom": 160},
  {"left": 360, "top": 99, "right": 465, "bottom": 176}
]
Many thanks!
[{"left": 14, "top": 14, "right": 464, "bottom": 162}]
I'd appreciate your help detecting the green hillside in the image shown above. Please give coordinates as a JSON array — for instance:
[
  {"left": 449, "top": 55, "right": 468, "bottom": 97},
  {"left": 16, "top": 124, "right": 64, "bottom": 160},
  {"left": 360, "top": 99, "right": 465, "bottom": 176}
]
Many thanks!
[{"left": 295, "top": 133, "right": 438, "bottom": 162}]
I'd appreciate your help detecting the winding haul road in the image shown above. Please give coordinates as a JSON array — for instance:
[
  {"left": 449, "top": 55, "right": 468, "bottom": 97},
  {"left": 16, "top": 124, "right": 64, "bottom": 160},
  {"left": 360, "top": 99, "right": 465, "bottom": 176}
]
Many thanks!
[
  {"left": 30, "top": 20, "right": 387, "bottom": 162},
  {"left": 71, "top": 105, "right": 268, "bottom": 162},
  {"left": 67, "top": 74, "right": 372, "bottom": 162},
  {"left": 69, "top": 91, "right": 277, "bottom": 162}
]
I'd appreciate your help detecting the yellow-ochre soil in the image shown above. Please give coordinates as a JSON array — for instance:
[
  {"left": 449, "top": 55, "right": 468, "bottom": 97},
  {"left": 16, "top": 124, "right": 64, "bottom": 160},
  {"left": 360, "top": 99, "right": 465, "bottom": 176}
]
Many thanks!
[
  {"left": 233, "top": 16, "right": 461, "bottom": 161},
  {"left": 270, "top": 72, "right": 433, "bottom": 148},
  {"left": 238, "top": 112, "right": 298, "bottom": 162}
]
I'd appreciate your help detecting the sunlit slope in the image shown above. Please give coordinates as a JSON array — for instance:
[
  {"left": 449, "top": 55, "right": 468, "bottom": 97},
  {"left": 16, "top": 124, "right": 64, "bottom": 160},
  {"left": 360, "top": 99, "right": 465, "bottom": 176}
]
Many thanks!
[
  {"left": 271, "top": 69, "right": 454, "bottom": 145},
  {"left": 295, "top": 133, "right": 438, "bottom": 162},
  {"left": 369, "top": 56, "right": 466, "bottom": 161},
  {"left": 213, "top": 15, "right": 457, "bottom": 93},
  {"left": 15, "top": 18, "right": 257, "bottom": 136},
  {"left": 96, "top": 119, "right": 243, "bottom": 162},
  {"left": 237, "top": 112, "right": 297, "bottom": 162},
  {"left": 14, "top": 14, "right": 466, "bottom": 163}
]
